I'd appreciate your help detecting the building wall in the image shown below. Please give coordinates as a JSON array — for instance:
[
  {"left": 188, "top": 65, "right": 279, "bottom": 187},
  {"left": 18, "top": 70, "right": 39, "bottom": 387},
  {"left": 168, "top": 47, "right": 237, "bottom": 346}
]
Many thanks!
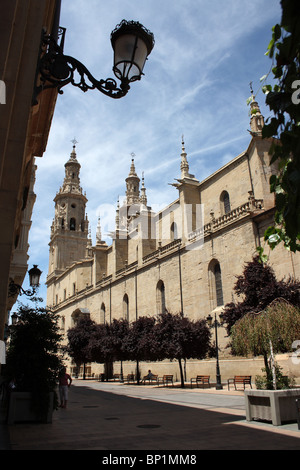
[
  {"left": 0, "top": 0, "right": 59, "bottom": 341},
  {"left": 47, "top": 130, "right": 300, "bottom": 382}
]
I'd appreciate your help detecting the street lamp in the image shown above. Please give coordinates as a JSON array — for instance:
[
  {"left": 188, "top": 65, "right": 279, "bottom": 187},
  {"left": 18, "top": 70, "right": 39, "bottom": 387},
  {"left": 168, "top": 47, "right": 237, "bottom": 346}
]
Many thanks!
[
  {"left": 207, "top": 311, "right": 224, "bottom": 390},
  {"left": 34, "top": 19, "right": 155, "bottom": 102},
  {"left": 28, "top": 265, "right": 42, "bottom": 288},
  {"left": 8, "top": 265, "right": 42, "bottom": 298}
]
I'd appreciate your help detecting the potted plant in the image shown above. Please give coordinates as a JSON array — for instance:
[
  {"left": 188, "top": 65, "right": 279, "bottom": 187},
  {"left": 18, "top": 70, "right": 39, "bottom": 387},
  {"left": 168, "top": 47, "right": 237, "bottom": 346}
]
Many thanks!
[
  {"left": 4, "top": 301, "right": 64, "bottom": 424},
  {"left": 231, "top": 300, "right": 300, "bottom": 425}
]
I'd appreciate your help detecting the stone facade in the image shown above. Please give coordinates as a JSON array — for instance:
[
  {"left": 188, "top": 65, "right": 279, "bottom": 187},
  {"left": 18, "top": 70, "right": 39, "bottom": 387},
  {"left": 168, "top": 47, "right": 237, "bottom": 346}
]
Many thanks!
[
  {"left": 46, "top": 101, "right": 300, "bottom": 382},
  {"left": 0, "top": 0, "right": 59, "bottom": 341}
]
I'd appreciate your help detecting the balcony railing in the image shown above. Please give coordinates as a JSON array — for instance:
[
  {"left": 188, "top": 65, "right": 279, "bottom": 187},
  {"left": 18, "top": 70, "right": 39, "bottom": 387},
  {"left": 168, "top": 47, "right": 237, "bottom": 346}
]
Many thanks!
[{"left": 188, "top": 197, "right": 264, "bottom": 242}]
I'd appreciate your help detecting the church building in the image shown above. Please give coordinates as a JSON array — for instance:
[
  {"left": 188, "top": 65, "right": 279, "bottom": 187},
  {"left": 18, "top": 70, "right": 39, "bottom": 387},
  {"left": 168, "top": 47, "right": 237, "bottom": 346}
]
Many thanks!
[{"left": 46, "top": 99, "right": 300, "bottom": 381}]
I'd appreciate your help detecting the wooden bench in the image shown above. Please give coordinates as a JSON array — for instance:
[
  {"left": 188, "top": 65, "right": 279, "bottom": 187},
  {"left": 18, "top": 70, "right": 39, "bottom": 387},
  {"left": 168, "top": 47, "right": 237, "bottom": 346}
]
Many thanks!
[
  {"left": 190, "top": 375, "right": 210, "bottom": 388},
  {"left": 227, "top": 375, "right": 252, "bottom": 390},
  {"left": 159, "top": 375, "right": 174, "bottom": 387},
  {"left": 143, "top": 374, "right": 159, "bottom": 385},
  {"left": 112, "top": 374, "right": 120, "bottom": 381},
  {"left": 78, "top": 374, "right": 95, "bottom": 380},
  {"left": 124, "top": 373, "right": 135, "bottom": 383}
]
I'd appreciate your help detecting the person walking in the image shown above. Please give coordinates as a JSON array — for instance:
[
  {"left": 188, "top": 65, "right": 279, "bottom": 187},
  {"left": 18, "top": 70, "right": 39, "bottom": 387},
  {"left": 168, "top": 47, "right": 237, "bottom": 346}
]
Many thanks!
[{"left": 58, "top": 367, "right": 72, "bottom": 408}]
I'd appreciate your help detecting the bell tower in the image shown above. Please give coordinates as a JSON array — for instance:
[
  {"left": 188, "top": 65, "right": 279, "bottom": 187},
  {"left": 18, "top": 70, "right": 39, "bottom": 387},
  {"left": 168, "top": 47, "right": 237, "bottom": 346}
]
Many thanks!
[
  {"left": 47, "top": 143, "right": 89, "bottom": 281},
  {"left": 126, "top": 157, "right": 140, "bottom": 205}
]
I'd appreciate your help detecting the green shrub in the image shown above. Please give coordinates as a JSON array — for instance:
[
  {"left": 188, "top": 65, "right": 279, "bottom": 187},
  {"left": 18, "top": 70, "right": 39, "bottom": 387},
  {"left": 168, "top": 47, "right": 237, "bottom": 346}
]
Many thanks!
[{"left": 255, "top": 363, "right": 295, "bottom": 390}]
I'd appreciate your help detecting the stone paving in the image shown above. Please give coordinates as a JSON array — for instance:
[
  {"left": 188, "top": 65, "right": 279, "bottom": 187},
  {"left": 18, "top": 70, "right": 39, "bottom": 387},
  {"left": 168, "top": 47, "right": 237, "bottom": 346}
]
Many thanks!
[{"left": 3, "top": 380, "right": 300, "bottom": 451}]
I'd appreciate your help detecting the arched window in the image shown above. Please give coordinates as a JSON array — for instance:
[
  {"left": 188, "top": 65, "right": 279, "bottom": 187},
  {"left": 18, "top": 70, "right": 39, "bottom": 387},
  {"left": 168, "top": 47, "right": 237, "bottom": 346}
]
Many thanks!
[
  {"left": 220, "top": 191, "right": 230, "bottom": 215},
  {"left": 100, "top": 303, "right": 105, "bottom": 324},
  {"left": 170, "top": 222, "right": 178, "bottom": 241},
  {"left": 208, "top": 260, "right": 224, "bottom": 308},
  {"left": 71, "top": 308, "right": 90, "bottom": 327},
  {"left": 156, "top": 280, "right": 166, "bottom": 314},
  {"left": 70, "top": 217, "right": 76, "bottom": 230},
  {"left": 214, "top": 263, "right": 224, "bottom": 306},
  {"left": 123, "top": 294, "right": 129, "bottom": 320}
]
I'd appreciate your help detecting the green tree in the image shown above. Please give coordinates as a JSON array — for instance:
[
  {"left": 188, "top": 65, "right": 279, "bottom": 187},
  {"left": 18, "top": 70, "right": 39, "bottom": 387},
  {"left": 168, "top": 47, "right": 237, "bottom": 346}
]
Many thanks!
[
  {"left": 67, "top": 316, "right": 97, "bottom": 379},
  {"left": 222, "top": 256, "right": 300, "bottom": 335},
  {"left": 109, "top": 318, "right": 130, "bottom": 379},
  {"left": 88, "top": 323, "right": 112, "bottom": 365},
  {"left": 231, "top": 300, "right": 300, "bottom": 388},
  {"left": 5, "top": 303, "right": 63, "bottom": 418},
  {"left": 257, "top": 0, "right": 300, "bottom": 252},
  {"left": 154, "top": 312, "right": 211, "bottom": 388},
  {"left": 122, "top": 316, "right": 157, "bottom": 383}
]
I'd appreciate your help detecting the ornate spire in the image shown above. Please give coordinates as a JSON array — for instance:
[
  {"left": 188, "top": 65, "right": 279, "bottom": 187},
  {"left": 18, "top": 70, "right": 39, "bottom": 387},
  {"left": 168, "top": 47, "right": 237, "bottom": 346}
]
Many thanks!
[
  {"left": 96, "top": 215, "right": 102, "bottom": 245},
  {"left": 140, "top": 172, "right": 147, "bottom": 206},
  {"left": 115, "top": 198, "right": 120, "bottom": 230},
  {"left": 129, "top": 156, "right": 138, "bottom": 176},
  {"left": 68, "top": 138, "right": 79, "bottom": 162},
  {"left": 171, "top": 136, "right": 198, "bottom": 189},
  {"left": 125, "top": 157, "right": 140, "bottom": 204},
  {"left": 95, "top": 214, "right": 107, "bottom": 246},
  {"left": 180, "top": 136, "right": 196, "bottom": 180},
  {"left": 70, "top": 145, "right": 77, "bottom": 160},
  {"left": 180, "top": 136, "right": 190, "bottom": 178},
  {"left": 249, "top": 83, "right": 264, "bottom": 136},
  {"left": 60, "top": 142, "right": 83, "bottom": 195}
]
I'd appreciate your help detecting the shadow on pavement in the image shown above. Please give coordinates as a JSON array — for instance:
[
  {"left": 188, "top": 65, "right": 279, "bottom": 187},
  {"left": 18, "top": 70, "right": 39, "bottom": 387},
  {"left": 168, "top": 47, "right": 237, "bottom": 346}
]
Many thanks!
[{"left": 6, "top": 384, "right": 300, "bottom": 451}]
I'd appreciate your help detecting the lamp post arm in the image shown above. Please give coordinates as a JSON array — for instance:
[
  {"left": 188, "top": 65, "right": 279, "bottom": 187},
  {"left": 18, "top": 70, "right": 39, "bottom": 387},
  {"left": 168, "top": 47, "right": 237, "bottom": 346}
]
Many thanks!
[
  {"left": 34, "top": 30, "right": 130, "bottom": 102},
  {"left": 8, "top": 280, "right": 37, "bottom": 298}
]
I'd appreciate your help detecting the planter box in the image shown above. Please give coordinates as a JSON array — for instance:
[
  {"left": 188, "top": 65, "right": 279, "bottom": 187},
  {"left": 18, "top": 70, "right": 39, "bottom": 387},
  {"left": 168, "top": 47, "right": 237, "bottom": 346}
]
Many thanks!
[
  {"left": 7, "top": 392, "right": 54, "bottom": 425},
  {"left": 245, "top": 388, "right": 300, "bottom": 426}
]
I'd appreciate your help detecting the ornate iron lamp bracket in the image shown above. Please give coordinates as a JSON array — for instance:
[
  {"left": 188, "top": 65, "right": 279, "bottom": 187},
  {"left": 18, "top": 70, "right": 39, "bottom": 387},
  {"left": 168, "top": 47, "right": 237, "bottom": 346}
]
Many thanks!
[
  {"left": 34, "top": 27, "right": 130, "bottom": 103},
  {"left": 8, "top": 279, "right": 37, "bottom": 298}
]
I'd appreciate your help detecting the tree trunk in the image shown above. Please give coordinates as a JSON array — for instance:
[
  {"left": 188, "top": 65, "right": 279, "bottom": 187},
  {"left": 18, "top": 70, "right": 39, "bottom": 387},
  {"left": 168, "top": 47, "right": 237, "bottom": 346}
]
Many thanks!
[
  {"left": 136, "top": 360, "right": 140, "bottom": 384},
  {"left": 178, "top": 358, "right": 185, "bottom": 388},
  {"left": 120, "top": 360, "right": 124, "bottom": 382},
  {"left": 263, "top": 353, "right": 273, "bottom": 388},
  {"left": 269, "top": 339, "right": 277, "bottom": 390}
]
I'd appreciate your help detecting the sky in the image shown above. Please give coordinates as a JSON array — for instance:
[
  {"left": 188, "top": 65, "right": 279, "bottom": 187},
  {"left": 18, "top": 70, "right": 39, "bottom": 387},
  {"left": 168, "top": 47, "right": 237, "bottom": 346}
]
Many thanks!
[{"left": 20, "top": 0, "right": 282, "bottom": 306}]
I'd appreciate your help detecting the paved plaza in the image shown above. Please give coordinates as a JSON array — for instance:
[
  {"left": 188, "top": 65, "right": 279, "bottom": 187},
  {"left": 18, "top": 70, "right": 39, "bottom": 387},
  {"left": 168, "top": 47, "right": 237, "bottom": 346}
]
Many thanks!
[{"left": 2, "top": 380, "right": 300, "bottom": 451}]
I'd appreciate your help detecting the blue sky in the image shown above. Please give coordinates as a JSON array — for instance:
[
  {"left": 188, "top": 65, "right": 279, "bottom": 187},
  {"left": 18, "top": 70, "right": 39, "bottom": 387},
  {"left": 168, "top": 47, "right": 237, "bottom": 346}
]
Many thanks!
[{"left": 20, "top": 0, "right": 282, "bottom": 306}]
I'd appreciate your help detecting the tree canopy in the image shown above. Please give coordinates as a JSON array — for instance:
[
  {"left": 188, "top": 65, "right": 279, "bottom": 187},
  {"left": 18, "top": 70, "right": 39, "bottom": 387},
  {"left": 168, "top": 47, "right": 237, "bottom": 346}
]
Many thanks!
[
  {"left": 231, "top": 299, "right": 300, "bottom": 357},
  {"left": 66, "top": 312, "right": 212, "bottom": 388},
  {"left": 256, "top": 0, "right": 300, "bottom": 252},
  {"left": 230, "top": 299, "right": 300, "bottom": 389},
  {"left": 67, "top": 316, "right": 98, "bottom": 377},
  {"left": 222, "top": 256, "right": 300, "bottom": 335},
  {"left": 153, "top": 312, "right": 211, "bottom": 387},
  {"left": 5, "top": 303, "right": 63, "bottom": 417},
  {"left": 123, "top": 316, "right": 158, "bottom": 363}
]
